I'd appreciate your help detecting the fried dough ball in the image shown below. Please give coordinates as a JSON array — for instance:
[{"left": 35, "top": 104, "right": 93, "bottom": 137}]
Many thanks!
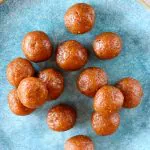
[
  {"left": 93, "top": 85, "right": 124, "bottom": 117},
  {"left": 93, "top": 32, "right": 122, "bottom": 59},
  {"left": 56, "top": 40, "right": 88, "bottom": 71},
  {"left": 38, "top": 68, "right": 64, "bottom": 100},
  {"left": 17, "top": 77, "right": 48, "bottom": 109},
  {"left": 116, "top": 77, "right": 143, "bottom": 108},
  {"left": 47, "top": 104, "right": 76, "bottom": 131},
  {"left": 22, "top": 31, "right": 52, "bottom": 62},
  {"left": 65, "top": 135, "right": 94, "bottom": 150},
  {"left": 6, "top": 57, "right": 34, "bottom": 87},
  {"left": 8, "top": 89, "right": 35, "bottom": 116},
  {"left": 77, "top": 67, "right": 108, "bottom": 97},
  {"left": 64, "top": 3, "right": 95, "bottom": 34},
  {"left": 91, "top": 112, "right": 120, "bottom": 136}
]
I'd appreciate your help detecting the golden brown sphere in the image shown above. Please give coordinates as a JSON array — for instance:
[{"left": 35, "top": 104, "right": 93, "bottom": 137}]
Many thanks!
[
  {"left": 56, "top": 40, "right": 88, "bottom": 71},
  {"left": 77, "top": 67, "right": 108, "bottom": 97},
  {"left": 8, "top": 89, "right": 35, "bottom": 116},
  {"left": 38, "top": 68, "right": 64, "bottom": 100},
  {"left": 64, "top": 3, "right": 95, "bottom": 34},
  {"left": 93, "top": 85, "right": 124, "bottom": 117},
  {"left": 6, "top": 57, "right": 35, "bottom": 87},
  {"left": 17, "top": 77, "right": 48, "bottom": 109},
  {"left": 47, "top": 104, "right": 76, "bottom": 131},
  {"left": 93, "top": 32, "right": 122, "bottom": 59},
  {"left": 22, "top": 31, "right": 52, "bottom": 62},
  {"left": 91, "top": 112, "right": 120, "bottom": 136},
  {"left": 65, "top": 135, "right": 94, "bottom": 150},
  {"left": 116, "top": 77, "right": 143, "bottom": 108}
]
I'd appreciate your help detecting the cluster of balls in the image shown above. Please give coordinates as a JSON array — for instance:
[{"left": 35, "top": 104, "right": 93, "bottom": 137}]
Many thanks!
[{"left": 6, "top": 3, "right": 143, "bottom": 150}]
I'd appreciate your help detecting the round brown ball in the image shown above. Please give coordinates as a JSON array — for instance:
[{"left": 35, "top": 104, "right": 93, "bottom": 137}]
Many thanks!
[
  {"left": 91, "top": 112, "right": 120, "bottom": 136},
  {"left": 64, "top": 3, "right": 95, "bottom": 34},
  {"left": 77, "top": 67, "right": 108, "bottom": 97},
  {"left": 93, "top": 32, "right": 122, "bottom": 59},
  {"left": 22, "top": 31, "right": 52, "bottom": 62},
  {"left": 8, "top": 89, "right": 35, "bottom": 116},
  {"left": 93, "top": 85, "right": 124, "bottom": 117},
  {"left": 65, "top": 135, "right": 94, "bottom": 150},
  {"left": 47, "top": 104, "right": 76, "bottom": 131},
  {"left": 38, "top": 68, "right": 64, "bottom": 100},
  {"left": 56, "top": 40, "right": 88, "bottom": 71},
  {"left": 116, "top": 77, "right": 143, "bottom": 108},
  {"left": 17, "top": 77, "right": 48, "bottom": 109},
  {"left": 6, "top": 57, "right": 35, "bottom": 87}
]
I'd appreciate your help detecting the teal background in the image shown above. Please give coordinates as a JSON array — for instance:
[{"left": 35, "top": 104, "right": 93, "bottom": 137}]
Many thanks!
[{"left": 0, "top": 0, "right": 150, "bottom": 150}]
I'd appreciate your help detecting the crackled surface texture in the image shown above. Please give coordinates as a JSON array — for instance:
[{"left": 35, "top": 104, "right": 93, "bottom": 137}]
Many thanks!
[{"left": 0, "top": 0, "right": 150, "bottom": 150}]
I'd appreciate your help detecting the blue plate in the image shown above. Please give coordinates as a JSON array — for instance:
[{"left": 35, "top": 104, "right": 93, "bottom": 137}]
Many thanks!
[{"left": 0, "top": 0, "right": 150, "bottom": 150}]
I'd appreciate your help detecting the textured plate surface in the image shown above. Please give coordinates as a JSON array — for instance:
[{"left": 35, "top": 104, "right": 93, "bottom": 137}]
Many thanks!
[{"left": 0, "top": 0, "right": 150, "bottom": 150}]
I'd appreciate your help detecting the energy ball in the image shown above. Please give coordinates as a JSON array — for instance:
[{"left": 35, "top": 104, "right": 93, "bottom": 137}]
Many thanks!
[
  {"left": 77, "top": 67, "right": 108, "bottom": 97},
  {"left": 91, "top": 112, "right": 120, "bottom": 136},
  {"left": 93, "top": 32, "right": 122, "bottom": 59},
  {"left": 8, "top": 89, "right": 35, "bottom": 116},
  {"left": 6, "top": 57, "right": 35, "bottom": 87},
  {"left": 56, "top": 40, "right": 88, "bottom": 71},
  {"left": 47, "top": 104, "right": 76, "bottom": 131},
  {"left": 38, "top": 68, "right": 64, "bottom": 100},
  {"left": 116, "top": 77, "right": 143, "bottom": 108},
  {"left": 17, "top": 77, "right": 48, "bottom": 109},
  {"left": 93, "top": 85, "right": 124, "bottom": 117},
  {"left": 64, "top": 3, "right": 95, "bottom": 34},
  {"left": 65, "top": 135, "right": 94, "bottom": 150},
  {"left": 22, "top": 31, "right": 52, "bottom": 62}
]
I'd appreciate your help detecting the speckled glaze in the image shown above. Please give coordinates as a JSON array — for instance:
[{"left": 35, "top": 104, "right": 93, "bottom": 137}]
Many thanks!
[
  {"left": 65, "top": 135, "right": 94, "bottom": 150},
  {"left": 47, "top": 104, "right": 76, "bottom": 131},
  {"left": 17, "top": 77, "right": 48, "bottom": 108},
  {"left": 0, "top": 0, "right": 150, "bottom": 150},
  {"left": 77, "top": 67, "right": 108, "bottom": 97},
  {"left": 39, "top": 68, "right": 64, "bottom": 100},
  {"left": 8, "top": 89, "right": 35, "bottom": 116},
  {"left": 93, "top": 85, "right": 124, "bottom": 117},
  {"left": 56, "top": 40, "right": 88, "bottom": 71},
  {"left": 91, "top": 112, "right": 120, "bottom": 136}
]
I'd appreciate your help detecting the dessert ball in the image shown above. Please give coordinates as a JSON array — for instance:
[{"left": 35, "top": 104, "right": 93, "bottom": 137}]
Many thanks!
[
  {"left": 17, "top": 77, "right": 48, "bottom": 109},
  {"left": 56, "top": 40, "right": 88, "bottom": 71},
  {"left": 6, "top": 57, "right": 34, "bottom": 87},
  {"left": 116, "top": 77, "right": 143, "bottom": 108},
  {"left": 91, "top": 112, "right": 120, "bottom": 136},
  {"left": 77, "top": 67, "right": 108, "bottom": 97},
  {"left": 39, "top": 68, "right": 64, "bottom": 100},
  {"left": 47, "top": 104, "right": 76, "bottom": 131},
  {"left": 22, "top": 31, "right": 52, "bottom": 62},
  {"left": 93, "top": 85, "right": 124, "bottom": 117},
  {"left": 93, "top": 32, "right": 122, "bottom": 59},
  {"left": 64, "top": 3, "right": 95, "bottom": 34},
  {"left": 8, "top": 89, "right": 35, "bottom": 116},
  {"left": 65, "top": 135, "right": 94, "bottom": 150}
]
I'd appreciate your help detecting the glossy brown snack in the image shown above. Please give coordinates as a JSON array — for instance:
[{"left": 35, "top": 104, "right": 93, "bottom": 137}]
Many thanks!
[
  {"left": 6, "top": 57, "right": 35, "bottom": 87},
  {"left": 47, "top": 104, "right": 76, "bottom": 131},
  {"left": 77, "top": 67, "right": 108, "bottom": 97},
  {"left": 93, "top": 32, "right": 122, "bottom": 59},
  {"left": 56, "top": 40, "right": 88, "bottom": 71},
  {"left": 22, "top": 31, "right": 52, "bottom": 62},
  {"left": 38, "top": 68, "right": 64, "bottom": 100},
  {"left": 116, "top": 77, "right": 143, "bottom": 108},
  {"left": 65, "top": 135, "right": 94, "bottom": 150},
  {"left": 91, "top": 112, "right": 120, "bottom": 136},
  {"left": 93, "top": 85, "right": 124, "bottom": 117},
  {"left": 17, "top": 77, "right": 48, "bottom": 109},
  {"left": 8, "top": 89, "right": 35, "bottom": 116},
  {"left": 64, "top": 3, "right": 95, "bottom": 34}
]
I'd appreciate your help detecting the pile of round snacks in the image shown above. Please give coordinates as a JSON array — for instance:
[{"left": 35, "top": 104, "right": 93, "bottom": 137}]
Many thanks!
[{"left": 6, "top": 3, "right": 143, "bottom": 150}]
